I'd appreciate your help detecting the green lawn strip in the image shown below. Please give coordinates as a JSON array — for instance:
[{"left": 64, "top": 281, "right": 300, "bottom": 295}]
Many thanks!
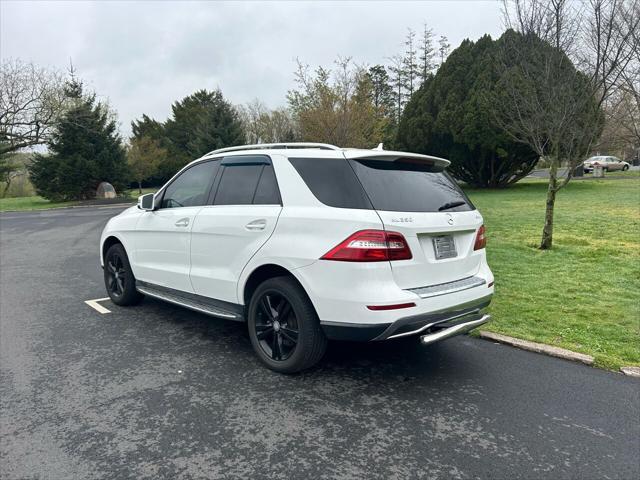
[
  {"left": 466, "top": 178, "right": 640, "bottom": 370},
  {"left": 0, "top": 196, "right": 80, "bottom": 212},
  {"left": 124, "top": 188, "right": 158, "bottom": 199},
  {"left": 0, "top": 189, "right": 156, "bottom": 212}
]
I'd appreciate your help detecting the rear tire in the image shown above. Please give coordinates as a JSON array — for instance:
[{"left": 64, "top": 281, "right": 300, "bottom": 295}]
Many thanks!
[
  {"left": 104, "top": 243, "right": 144, "bottom": 306},
  {"left": 623, "top": 165, "right": 629, "bottom": 171},
  {"left": 247, "top": 277, "right": 327, "bottom": 373}
]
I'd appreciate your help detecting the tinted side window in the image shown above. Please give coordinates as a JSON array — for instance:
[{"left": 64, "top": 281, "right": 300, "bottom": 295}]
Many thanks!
[
  {"left": 161, "top": 161, "right": 218, "bottom": 209},
  {"left": 253, "top": 164, "right": 281, "bottom": 205},
  {"left": 214, "top": 165, "right": 263, "bottom": 205},
  {"left": 349, "top": 159, "right": 474, "bottom": 213},
  {"left": 289, "top": 157, "right": 372, "bottom": 209}
]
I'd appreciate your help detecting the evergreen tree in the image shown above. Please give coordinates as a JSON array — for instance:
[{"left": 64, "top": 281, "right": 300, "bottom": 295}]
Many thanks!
[
  {"left": 131, "top": 89, "right": 244, "bottom": 182},
  {"left": 29, "top": 78, "right": 128, "bottom": 200},
  {"left": 396, "top": 33, "right": 539, "bottom": 188},
  {"left": 164, "top": 89, "right": 244, "bottom": 162},
  {"left": 419, "top": 23, "right": 436, "bottom": 83},
  {"left": 438, "top": 35, "right": 451, "bottom": 67},
  {"left": 387, "top": 55, "right": 405, "bottom": 125},
  {"left": 366, "top": 65, "right": 396, "bottom": 145},
  {"left": 131, "top": 114, "right": 165, "bottom": 144},
  {"left": 402, "top": 28, "right": 419, "bottom": 98}
]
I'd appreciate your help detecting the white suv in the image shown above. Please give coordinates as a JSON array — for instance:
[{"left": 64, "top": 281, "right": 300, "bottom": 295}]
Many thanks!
[{"left": 100, "top": 143, "right": 494, "bottom": 373}]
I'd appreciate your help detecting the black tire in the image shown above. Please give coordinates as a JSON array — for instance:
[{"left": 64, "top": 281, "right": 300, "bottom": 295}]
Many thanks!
[
  {"left": 104, "top": 243, "right": 144, "bottom": 306},
  {"left": 623, "top": 165, "right": 629, "bottom": 171},
  {"left": 247, "top": 276, "right": 327, "bottom": 373}
]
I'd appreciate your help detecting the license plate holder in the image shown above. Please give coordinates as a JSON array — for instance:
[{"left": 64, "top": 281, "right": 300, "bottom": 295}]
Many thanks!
[{"left": 432, "top": 235, "right": 457, "bottom": 259}]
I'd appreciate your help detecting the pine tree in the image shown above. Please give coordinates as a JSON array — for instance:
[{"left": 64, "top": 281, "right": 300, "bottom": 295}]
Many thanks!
[
  {"left": 131, "top": 89, "right": 245, "bottom": 182},
  {"left": 367, "top": 65, "right": 396, "bottom": 145},
  {"left": 29, "top": 78, "right": 128, "bottom": 201},
  {"left": 438, "top": 35, "right": 451, "bottom": 67},
  {"left": 396, "top": 34, "right": 539, "bottom": 188},
  {"left": 367, "top": 65, "right": 395, "bottom": 113},
  {"left": 419, "top": 23, "right": 436, "bottom": 83},
  {"left": 164, "top": 89, "right": 244, "bottom": 163},
  {"left": 402, "top": 28, "right": 419, "bottom": 98},
  {"left": 387, "top": 55, "right": 405, "bottom": 125}
]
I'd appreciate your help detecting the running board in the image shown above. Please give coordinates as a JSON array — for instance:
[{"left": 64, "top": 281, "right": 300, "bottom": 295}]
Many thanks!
[{"left": 136, "top": 282, "right": 244, "bottom": 321}]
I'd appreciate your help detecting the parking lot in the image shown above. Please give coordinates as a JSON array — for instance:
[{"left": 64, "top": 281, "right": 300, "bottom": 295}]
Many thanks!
[{"left": 1, "top": 206, "right": 639, "bottom": 479}]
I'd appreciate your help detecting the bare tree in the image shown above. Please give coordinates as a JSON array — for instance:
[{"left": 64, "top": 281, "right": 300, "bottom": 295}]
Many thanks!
[
  {"left": 239, "top": 99, "right": 298, "bottom": 144},
  {"left": 499, "top": 0, "right": 638, "bottom": 249},
  {"left": 0, "top": 59, "right": 65, "bottom": 156},
  {"left": 287, "top": 57, "right": 383, "bottom": 147}
]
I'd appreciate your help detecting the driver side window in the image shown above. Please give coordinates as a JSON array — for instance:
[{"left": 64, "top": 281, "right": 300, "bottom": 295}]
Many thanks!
[{"left": 160, "top": 161, "right": 219, "bottom": 209}]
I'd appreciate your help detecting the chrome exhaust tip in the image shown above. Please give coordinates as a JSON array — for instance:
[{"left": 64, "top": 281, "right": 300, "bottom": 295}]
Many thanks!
[{"left": 420, "top": 314, "right": 491, "bottom": 346}]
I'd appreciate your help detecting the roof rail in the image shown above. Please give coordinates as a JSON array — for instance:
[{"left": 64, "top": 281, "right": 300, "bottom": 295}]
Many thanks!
[{"left": 204, "top": 142, "right": 341, "bottom": 156}]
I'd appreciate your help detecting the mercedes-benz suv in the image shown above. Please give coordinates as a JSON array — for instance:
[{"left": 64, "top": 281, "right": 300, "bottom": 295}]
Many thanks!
[{"left": 100, "top": 143, "right": 494, "bottom": 373}]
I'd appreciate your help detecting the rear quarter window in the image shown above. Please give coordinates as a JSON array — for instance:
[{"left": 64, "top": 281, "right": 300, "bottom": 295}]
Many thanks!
[{"left": 288, "top": 157, "right": 372, "bottom": 209}]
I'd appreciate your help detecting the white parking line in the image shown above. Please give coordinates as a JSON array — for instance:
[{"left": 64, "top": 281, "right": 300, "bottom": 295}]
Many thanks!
[{"left": 85, "top": 297, "right": 112, "bottom": 314}]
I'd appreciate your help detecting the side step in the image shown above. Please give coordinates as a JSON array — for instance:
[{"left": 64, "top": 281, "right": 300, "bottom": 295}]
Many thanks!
[{"left": 136, "top": 282, "right": 244, "bottom": 321}]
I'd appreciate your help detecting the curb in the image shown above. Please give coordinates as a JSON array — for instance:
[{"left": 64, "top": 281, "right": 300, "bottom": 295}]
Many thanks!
[
  {"left": 620, "top": 367, "right": 640, "bottom": 378},
  {"left": 478, "top": 331, "right": 594, "bottom": 365}
]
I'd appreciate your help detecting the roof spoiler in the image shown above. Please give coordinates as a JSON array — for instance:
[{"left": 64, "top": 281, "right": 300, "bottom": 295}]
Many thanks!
[{"left": 343, "top": 149, "right": 451, "bottom": 169}]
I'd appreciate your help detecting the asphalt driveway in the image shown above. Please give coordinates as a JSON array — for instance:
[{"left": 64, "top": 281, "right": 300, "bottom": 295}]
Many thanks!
[{"left": 1, "top": 206, "right": 638, "bottom": 479}]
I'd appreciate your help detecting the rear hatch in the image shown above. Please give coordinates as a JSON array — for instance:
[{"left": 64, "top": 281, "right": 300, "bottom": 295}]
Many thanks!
[{"left": 344, "top": 150, "right": 483, "bottom": 290}]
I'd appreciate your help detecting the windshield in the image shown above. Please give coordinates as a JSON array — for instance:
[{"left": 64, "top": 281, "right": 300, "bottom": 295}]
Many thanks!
[{"left": 349, "top": 159, "right": 474, "bottom": 213}]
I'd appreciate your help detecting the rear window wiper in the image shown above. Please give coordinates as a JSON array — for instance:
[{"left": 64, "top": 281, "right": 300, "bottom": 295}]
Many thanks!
[{"left": 438, "top": 201, "right": 466, "bottom": 211}]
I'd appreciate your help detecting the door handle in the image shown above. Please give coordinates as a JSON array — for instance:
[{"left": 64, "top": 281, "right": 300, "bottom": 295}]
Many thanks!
[
  {"left": 175, "top": 217, "right": 190, "bottom": 227},
  {"left": 245, "top": 219, "right": 267, "bottom": 231}
]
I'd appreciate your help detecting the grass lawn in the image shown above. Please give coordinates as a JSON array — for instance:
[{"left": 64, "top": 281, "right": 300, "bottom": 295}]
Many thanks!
[
  {"left": 124, "top": 188, "right": 158, "bottom": 199},
  {"left": 0, "top": 196, "right": 80, "bottom": 212},
  {"left": 0, "top": 188, "right": 157, "bottom": 212},
  {"left": 465, "top": 177, "right": 640, "bottom": 370}
]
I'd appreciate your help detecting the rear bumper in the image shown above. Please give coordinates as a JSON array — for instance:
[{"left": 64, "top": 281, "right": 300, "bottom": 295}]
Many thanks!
[{"left": 320, "top": 294, "right": 492, "bottom": 341}]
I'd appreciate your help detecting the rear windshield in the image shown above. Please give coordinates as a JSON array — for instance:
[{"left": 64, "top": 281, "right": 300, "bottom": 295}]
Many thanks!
[{"left": 349, "top": 159, "right": 474, "bottom": 212}]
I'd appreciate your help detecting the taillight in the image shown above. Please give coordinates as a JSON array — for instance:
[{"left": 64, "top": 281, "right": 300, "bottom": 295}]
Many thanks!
[
  {"left": 474, "top": 225, "right": 487, "bottom": 250},
  {"left": 321, "top": 229, "right": 412, "bottom": 262}
]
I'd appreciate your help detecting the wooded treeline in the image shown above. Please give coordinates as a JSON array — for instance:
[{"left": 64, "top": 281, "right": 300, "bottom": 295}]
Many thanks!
[{"left": 1, "top": 0, "right": 638, "bottom": 248}]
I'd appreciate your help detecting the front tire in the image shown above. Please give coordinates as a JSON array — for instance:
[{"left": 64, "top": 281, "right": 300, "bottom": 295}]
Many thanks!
[
  {"left": 247, "top": 277, "right": 327, "bottom": 373},
  {"left": 104, "top": 243, "right": 144, "bottom": 306}
]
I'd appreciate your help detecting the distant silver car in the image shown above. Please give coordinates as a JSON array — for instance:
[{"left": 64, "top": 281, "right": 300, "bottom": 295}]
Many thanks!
[{"left": 583, "top": 156, "right": 630, "bottom": 173}]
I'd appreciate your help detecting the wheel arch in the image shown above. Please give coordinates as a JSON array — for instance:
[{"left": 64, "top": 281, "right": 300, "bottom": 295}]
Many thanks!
[
  {"left": 101, "top": 234, "right": 126, "bottom": 266},
  {"left": 240, "top": 263, "right": 310, "bottom": 308}
]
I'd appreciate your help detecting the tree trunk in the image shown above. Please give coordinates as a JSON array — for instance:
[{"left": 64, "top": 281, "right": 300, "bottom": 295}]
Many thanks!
[
  {"left": 540, "top": 161, "right": 559, "bottom": 250},
  {"left": 138, "top": 181, "right": 142, "bottom": 194}
]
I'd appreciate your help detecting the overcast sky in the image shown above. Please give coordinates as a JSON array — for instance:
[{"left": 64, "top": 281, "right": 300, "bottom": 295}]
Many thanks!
[{"left": 1, "top": 1, "right": 504, "bottom": 137}]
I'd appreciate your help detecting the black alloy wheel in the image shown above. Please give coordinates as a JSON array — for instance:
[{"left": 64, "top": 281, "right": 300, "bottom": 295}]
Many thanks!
[
  {"left": 106, "top": 252, "right": 126, "bottom": 299},
  {"left": 247, "top": 276, "right": 327, "bottom": 373},
  {"left": 103, "top": 243, "right": 144, "bottom": 306},
  {"left": 254, "top": 291, "right": 299, "bottom": 361}
]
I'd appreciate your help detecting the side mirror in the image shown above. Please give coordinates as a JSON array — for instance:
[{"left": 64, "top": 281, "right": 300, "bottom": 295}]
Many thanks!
[{"left": 138, "top": 193, "right": 156, "bottom": 211}]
